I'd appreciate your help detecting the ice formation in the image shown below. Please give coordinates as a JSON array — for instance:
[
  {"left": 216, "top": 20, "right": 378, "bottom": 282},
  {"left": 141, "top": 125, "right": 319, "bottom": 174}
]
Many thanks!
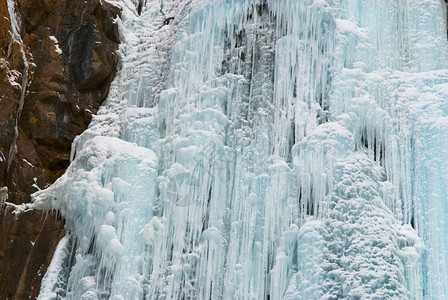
[
  {"left": 6, "top": 0, "right": 30, "bottom": 173},
  {"left": 33, "top": 0, "right": 448, "bottom": 299}
]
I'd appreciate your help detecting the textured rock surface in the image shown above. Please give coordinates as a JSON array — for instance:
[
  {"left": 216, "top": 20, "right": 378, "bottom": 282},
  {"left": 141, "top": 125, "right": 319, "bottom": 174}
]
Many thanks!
[
  {"left": 0, "top": 0, "right": 120, "bottom": 298},
  {"left": 0, "top": 207, "right": 65, "bottom": 299}
]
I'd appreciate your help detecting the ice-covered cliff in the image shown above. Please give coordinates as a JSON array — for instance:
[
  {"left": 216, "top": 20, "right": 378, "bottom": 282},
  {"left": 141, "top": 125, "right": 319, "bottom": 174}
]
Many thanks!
[{"left": 33, "top": 0, "right": 448, "bottom": 299}]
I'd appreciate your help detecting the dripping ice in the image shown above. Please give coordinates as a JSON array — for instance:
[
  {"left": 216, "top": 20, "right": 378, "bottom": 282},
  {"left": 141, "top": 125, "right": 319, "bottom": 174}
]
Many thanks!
[{"left": 31, "top": 0, "right": 448, "bottom": 299}]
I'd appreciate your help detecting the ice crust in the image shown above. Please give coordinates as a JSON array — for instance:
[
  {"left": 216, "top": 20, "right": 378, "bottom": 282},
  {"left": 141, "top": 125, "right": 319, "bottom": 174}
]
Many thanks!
[{"left": 34, "top": 0, "right": 448, "bottom": 299}]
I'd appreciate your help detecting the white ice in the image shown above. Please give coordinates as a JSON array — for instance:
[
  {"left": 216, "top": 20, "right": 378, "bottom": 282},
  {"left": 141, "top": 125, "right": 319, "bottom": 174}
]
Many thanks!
[{"left": 33, "top": 0, "right": 448, "bottom": 299}]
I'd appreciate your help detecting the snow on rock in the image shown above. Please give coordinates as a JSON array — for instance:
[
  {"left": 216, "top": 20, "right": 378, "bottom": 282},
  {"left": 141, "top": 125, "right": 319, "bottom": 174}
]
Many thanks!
[{"left": 49, "top": 36, "right": 62, "bottom": 55}]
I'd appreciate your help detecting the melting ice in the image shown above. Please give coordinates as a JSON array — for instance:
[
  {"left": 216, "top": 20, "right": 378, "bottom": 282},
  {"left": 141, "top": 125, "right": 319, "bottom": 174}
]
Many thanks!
[{"left": 33, "top": 0, "right": 448, "bottom": 299}]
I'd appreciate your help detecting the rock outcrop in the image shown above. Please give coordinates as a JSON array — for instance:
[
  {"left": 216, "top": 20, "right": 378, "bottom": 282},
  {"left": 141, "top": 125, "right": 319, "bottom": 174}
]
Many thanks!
[{"left": 0, "top": 0, "right": 120, "bottom": 298}]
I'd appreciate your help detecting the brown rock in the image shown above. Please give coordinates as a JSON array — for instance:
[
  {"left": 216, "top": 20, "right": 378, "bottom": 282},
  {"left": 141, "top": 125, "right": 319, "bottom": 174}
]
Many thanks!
[
  {"left": 0, "top": 0, "right": 121, "bottom": 298},
  {"left": 0, "top": 207, "right": 65, "bottom": 299}
]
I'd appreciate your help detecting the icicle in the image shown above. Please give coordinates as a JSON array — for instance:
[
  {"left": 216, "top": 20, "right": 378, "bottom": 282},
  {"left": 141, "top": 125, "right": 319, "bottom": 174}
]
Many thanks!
[{"left": 32, "top": 0, "right": 448, "bottom": 298}]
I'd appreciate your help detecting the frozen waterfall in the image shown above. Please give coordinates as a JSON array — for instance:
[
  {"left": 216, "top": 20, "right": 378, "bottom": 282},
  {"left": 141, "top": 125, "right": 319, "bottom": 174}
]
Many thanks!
[{"left": 33, "top": 0, "right": 448, "bottom": 299}]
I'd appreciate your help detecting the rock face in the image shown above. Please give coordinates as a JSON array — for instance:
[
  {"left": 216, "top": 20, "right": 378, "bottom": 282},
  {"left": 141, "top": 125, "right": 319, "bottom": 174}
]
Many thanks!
[
  {"left": 0, "top": 0, "right": 120, "bottom": 298},
  {"left": 0, "top": 208, "right": 65, "bottom": 299}
]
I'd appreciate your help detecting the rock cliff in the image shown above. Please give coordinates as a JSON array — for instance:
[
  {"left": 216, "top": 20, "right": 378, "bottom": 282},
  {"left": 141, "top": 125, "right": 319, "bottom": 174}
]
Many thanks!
[{"left": 0, "top": 0, "right": 120, "bottom": 298}]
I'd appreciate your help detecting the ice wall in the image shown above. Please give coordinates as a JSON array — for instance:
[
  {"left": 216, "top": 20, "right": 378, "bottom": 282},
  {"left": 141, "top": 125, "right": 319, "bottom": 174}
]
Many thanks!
[{"left": 33, "top": 0, "right": 448, "bottom": 299}]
